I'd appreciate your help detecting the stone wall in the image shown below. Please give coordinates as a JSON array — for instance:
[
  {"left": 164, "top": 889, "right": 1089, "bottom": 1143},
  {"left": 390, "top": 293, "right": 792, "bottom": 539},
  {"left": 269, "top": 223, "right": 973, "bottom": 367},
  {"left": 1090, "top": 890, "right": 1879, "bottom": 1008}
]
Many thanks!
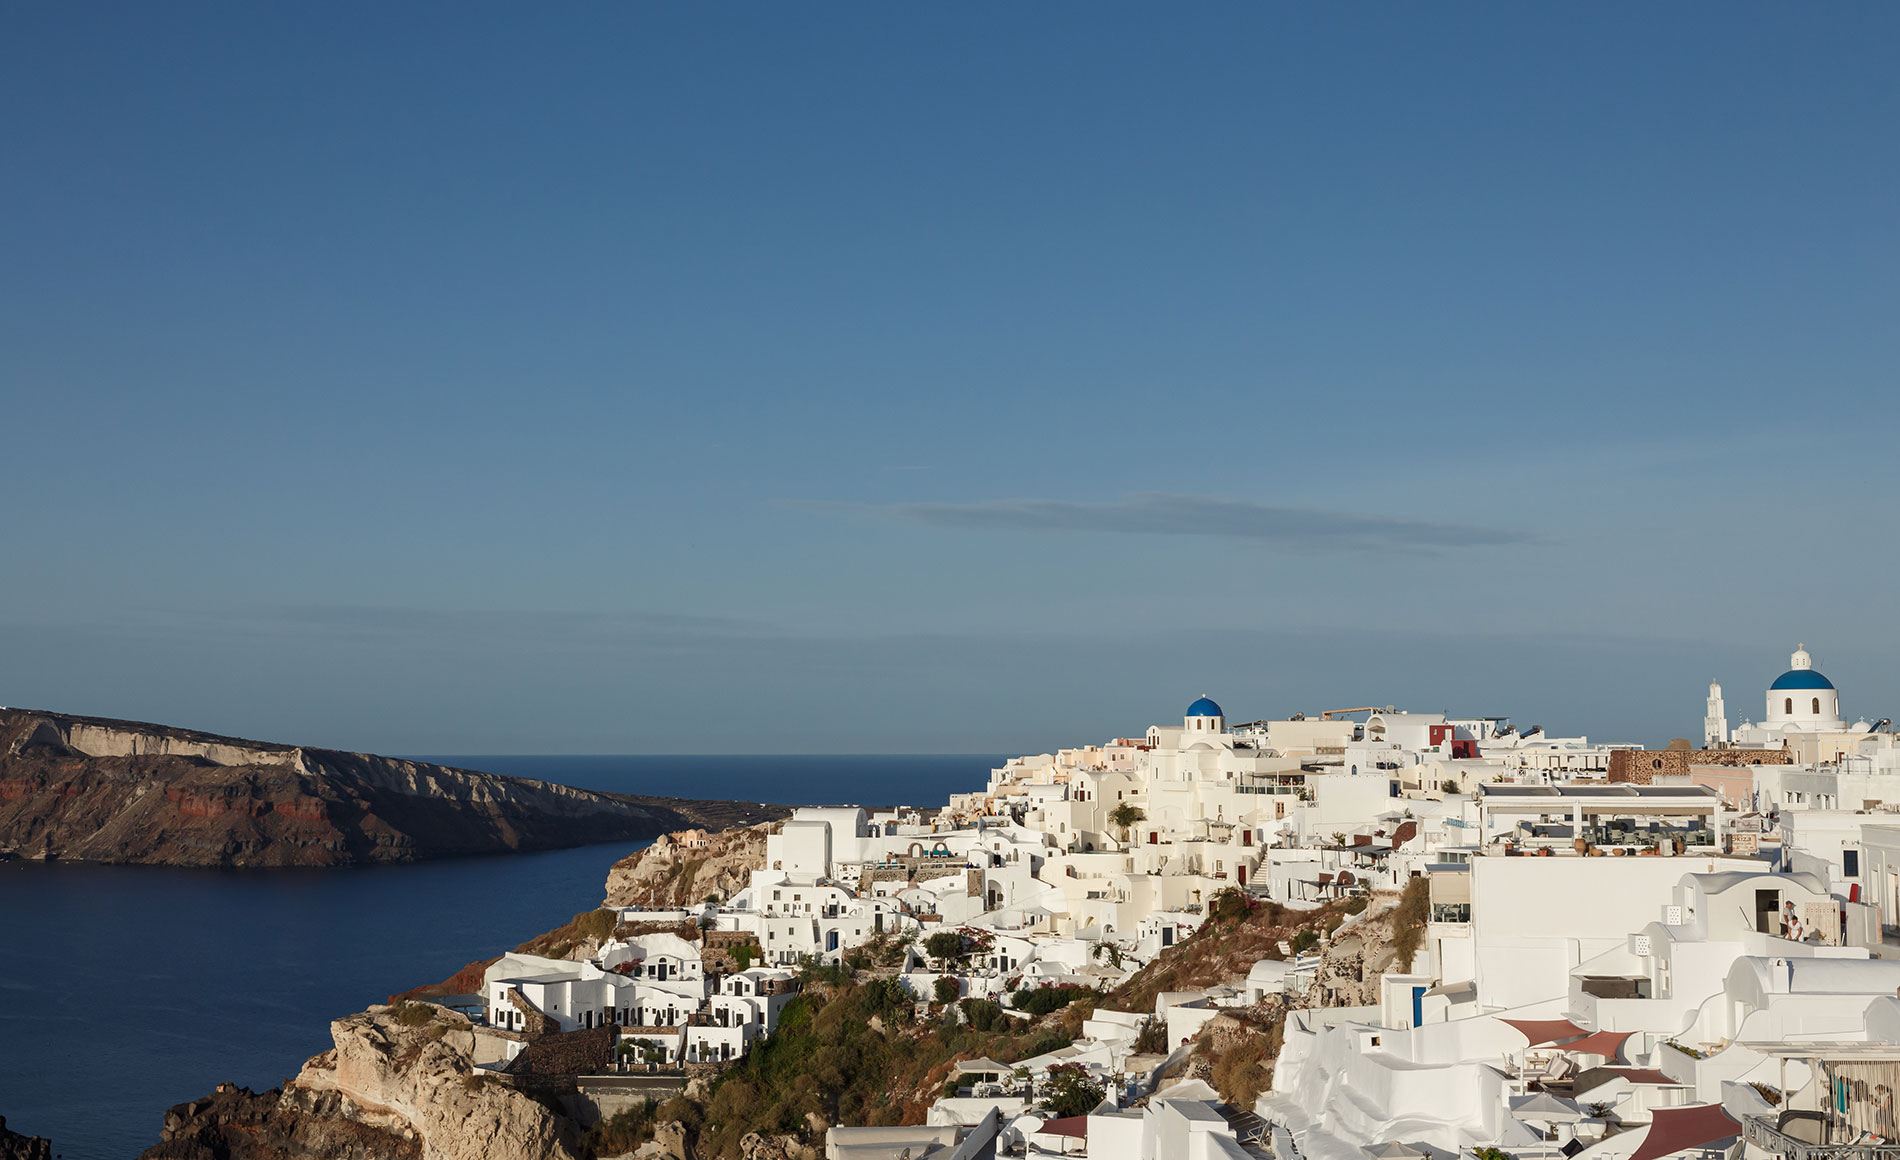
[
  {"left": 1692, "top": 748, "right": 1793, "bottom": 766},
  {"left": 504, "top": 987, "right": 557, "bottom": 1038},
  {"left": 505, "top": 1025, "right": 614, "bottom": 1078},
  {"left": 700, "top": 929, "right": 763, "bottom": 974},
  {"left": 1610, "top": 747, "right": 1792, "bottom": 783},
  {"left": 1608, "top": 749, "right": 1690, "bottom": 784},
  {"left": 563, "top": 1079, "right": 688, "bottom": 1127}
]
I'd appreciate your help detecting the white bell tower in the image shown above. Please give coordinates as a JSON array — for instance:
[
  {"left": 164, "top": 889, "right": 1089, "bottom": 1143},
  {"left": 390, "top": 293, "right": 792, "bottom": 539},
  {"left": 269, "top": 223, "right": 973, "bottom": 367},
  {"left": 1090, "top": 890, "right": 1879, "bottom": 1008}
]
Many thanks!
[{"left": 1704, "top": 681, "right": 1728, "bottom": 747}]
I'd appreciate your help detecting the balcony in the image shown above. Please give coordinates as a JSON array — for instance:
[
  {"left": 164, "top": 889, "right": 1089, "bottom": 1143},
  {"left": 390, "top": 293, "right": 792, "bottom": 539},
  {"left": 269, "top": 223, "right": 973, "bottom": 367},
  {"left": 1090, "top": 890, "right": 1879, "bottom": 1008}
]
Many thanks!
[{"left": 1745, "top": 1115, "right": 1900, "bottom": 1160}]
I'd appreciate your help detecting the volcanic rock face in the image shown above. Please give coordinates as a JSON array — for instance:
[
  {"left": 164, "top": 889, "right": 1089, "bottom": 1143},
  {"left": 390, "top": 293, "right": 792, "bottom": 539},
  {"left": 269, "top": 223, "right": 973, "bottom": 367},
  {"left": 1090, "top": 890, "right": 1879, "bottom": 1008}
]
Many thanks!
[
  {"left": 143, "top": 1008, "right": 577, "bottom": 1160},
  {"left": 603, "top": 820, "right": 780, "bottom": 908},
  {"left": 0, "top": 1116, "right": 53, "bottom": 1160},
  {"left": 1309, "top": 901, "right": 1408, "bottom": 1008},
  {"left": 0, "top": 708, "right": 787, "bottom": 868},
  {"left": 140, "top": 1084, "right": 419, "bottom": 1160}
]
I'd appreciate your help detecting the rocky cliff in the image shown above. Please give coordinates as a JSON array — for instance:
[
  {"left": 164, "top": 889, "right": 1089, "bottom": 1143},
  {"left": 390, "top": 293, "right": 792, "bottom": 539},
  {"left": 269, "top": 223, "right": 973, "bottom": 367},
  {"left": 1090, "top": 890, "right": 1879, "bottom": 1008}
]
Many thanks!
[
  {"left": 0, "top": 1117, "right": 52, "bottom": 1160},
  {"left": 143, "top": 1007, "right": 578, "bottom": 1160},
  {"left": 602, "top": 820, "right": 780, "bottom": 908},
  {"left": 1308, "top": 878, "right": 1427, "bottom": 1008},
  {"left": 0, "top": 708, "right": 787, "bottom": 868}
]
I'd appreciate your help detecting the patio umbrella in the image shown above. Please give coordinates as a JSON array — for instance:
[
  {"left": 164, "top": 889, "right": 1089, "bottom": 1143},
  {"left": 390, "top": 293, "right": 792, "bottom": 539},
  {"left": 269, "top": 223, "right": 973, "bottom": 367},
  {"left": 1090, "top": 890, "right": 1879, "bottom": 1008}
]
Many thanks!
[{"left": 1362, "top": 1142, "right": 1428, "bottom": 1160}]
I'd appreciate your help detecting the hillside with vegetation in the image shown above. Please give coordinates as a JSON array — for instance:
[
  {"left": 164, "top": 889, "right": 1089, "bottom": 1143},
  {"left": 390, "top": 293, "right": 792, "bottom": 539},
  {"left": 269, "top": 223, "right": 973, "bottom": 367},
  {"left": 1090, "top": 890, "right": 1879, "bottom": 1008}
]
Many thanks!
[
  {"left": 148, "top": 850, "right": 1427, "bottom": 1160},
  {"left": 593, "top": 885, "right": 1422, "bottom": 1159}
]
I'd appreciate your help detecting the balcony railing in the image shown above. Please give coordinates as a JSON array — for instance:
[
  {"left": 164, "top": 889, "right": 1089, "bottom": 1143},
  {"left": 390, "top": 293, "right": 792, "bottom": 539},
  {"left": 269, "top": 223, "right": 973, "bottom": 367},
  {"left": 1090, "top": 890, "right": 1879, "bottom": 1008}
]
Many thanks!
[{"left": 1745, "top": 1115, "right": 1900, "bottom": 1160}]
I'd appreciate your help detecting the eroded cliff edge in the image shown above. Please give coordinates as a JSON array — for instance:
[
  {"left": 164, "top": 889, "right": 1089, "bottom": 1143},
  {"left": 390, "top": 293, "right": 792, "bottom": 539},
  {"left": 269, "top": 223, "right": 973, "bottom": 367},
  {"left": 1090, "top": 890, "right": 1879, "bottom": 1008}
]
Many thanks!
[
  {"left": 143, "top": 1006, "right": 580, "bottom": 1160},
  {"left": 0, "top": 708, "right": 787, "bottom": 868}
]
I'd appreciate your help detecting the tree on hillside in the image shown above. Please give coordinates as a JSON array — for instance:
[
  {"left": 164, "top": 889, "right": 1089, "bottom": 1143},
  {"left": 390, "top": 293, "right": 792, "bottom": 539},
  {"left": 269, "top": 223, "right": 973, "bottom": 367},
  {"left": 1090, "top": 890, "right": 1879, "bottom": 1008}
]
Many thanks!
[
  {"left": 924, "top": 930, "right": 965, "bottom": 966},
  {"left": 1108, "top": 803, "right": 1146, "bottom": 842},
  {"left": 1038, "top": 1063, "right": 1107, "bottom": 1118},
  {"left": 1391, "top": 873, "right": 1431, "bottom": 971}
]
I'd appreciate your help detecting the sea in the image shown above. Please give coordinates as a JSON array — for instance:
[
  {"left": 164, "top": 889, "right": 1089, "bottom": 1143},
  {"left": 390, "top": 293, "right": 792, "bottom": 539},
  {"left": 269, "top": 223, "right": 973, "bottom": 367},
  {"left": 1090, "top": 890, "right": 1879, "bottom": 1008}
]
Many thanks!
[{"left": 0, "top": 754, "right": 1005, "bottom": 1160}]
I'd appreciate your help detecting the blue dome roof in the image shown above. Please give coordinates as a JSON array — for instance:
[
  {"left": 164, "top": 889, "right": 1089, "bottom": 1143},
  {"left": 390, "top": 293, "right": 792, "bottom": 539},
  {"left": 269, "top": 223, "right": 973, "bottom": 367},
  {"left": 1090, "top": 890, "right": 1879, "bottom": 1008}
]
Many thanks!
[
  {"left": 1770, "top": 669, "right": 1834, "bottom": 691},
  {"left": 1187, "top": 696, "right": 1224, "bottom": 718}
]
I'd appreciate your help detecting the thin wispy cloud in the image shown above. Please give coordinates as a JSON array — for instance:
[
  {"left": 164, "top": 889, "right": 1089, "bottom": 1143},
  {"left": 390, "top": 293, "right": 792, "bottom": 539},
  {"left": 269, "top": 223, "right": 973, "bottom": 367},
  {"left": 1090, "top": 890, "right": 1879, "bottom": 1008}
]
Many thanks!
[
  {"left": 786, "top": 493, "right": 1535, "bottom": 551},
  {"left": 119, "top": 605, "right": 779, "bottom": 647}
]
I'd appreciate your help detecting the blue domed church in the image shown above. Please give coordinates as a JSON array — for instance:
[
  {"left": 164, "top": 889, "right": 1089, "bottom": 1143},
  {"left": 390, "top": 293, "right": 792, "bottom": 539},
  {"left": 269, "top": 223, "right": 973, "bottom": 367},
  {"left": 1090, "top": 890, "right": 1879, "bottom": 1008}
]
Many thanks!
[
  {"left": 1720, "top": 644, "right": 1858, "bottom": 748},
  {"left": 1184, "top": 695, "right": 1225, "bottom": 733}
]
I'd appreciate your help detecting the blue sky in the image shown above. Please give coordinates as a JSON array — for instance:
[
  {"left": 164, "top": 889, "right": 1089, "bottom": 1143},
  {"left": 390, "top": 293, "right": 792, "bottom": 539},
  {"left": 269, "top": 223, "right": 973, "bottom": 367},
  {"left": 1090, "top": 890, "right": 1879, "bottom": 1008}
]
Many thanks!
[{"left": 3, "top": 5, "right": 1897, "bottom": 754}]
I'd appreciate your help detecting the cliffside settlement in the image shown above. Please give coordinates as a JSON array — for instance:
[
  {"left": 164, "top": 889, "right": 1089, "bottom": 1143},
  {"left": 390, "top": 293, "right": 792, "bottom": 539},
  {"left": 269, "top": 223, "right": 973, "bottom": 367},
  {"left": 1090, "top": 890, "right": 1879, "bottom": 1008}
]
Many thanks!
[{"left": 145, "top": 646, "right": 1900, "bottom": 1160}]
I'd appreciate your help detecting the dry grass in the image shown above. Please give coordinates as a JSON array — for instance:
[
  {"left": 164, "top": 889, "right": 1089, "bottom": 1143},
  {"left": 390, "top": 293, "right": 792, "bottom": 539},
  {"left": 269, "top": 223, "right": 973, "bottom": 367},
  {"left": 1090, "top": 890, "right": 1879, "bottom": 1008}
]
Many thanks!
[{"left": 1108, "top": 891, "right": 1360, "bottom": 1014}]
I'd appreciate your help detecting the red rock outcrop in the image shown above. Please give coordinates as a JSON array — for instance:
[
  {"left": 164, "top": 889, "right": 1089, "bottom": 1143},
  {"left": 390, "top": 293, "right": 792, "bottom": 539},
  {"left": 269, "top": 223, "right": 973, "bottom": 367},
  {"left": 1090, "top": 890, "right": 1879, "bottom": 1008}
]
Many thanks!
[{"left": 0, "top": 708, "right": 787, "bottom": 868}]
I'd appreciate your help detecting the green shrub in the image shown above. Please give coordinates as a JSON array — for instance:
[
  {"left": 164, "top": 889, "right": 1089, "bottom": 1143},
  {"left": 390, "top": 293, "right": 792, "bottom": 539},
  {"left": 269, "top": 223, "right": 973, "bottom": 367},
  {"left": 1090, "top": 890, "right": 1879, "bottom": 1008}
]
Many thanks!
[
  {"left": 1011, "top": 986, "right": 1093, "bottom": 1017},
  {"left": 1019, "top": 1029, "right": 1073, "bottom": 1059},
  {"left": 934, "top": 976, "right": 962, "bottom": 1005},
  {"left": 582, "top": 1098, "right": 657, "bottom": 1155},
  {"left": 575, "top": 908, "right": 617, "bottom": 944},
  {"left": 796, "top": 954, "right": 849, "bottom": 988},
  {"left": 1390, "top": 876, "right": 1430, "bottom": 970},
  {"left": 1038, "top": 1063, "right": 1105, "bottom": 1118},
  {"left": 1207, "top": 887, "right": 1256, "bottom": 924},
  {"left": 924, "top": 931, "right": 965, "bottom": 963},
  {"left": 1133, "top": 1017, "right": 1168, "bottom": 1054},
  {"left": 392, "top": 1001, "right": 435, "bottom": 1027},
  {"left": 1210, "top": 1034, "right": 1270, "bottom": 1108},
  {"left": 656, "top": 1094, "right": 701, "bottom": 1131},
  {"left": 959, "top": 998, "right": 1006, "bottom": 1033}
]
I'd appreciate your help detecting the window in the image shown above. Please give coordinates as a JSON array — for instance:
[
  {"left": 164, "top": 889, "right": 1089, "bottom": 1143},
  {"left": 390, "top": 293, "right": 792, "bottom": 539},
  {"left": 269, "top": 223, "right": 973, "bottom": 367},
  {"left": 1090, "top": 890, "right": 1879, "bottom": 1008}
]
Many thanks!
[
  {"left": 1786, "top": 698, "right": 1794, "bottom": 714},
  {"left": 1813, "top": 697, "right": 1822, "bottom": 714},
  {"left": 1845, "top": 849, "right": 1860, "bottom": 877}
]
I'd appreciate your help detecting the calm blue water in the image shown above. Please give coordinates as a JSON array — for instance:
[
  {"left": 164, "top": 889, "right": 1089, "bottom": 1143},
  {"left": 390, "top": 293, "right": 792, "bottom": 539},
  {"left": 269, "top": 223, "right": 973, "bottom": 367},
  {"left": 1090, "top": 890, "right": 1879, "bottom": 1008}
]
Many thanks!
[{"left": 0, "top": 756, "right": 1001, "bottom": 1160}]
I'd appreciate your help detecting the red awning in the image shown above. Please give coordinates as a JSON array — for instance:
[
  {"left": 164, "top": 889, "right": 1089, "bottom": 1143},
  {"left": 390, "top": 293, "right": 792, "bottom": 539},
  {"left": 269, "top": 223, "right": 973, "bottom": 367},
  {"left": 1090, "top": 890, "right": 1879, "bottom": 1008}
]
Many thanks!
[
  {"left": 1609, "top": 1068, "right": 1685, "bottom": 1086},
  {"left": 1560, "top": 1030, "right": 1635, "bottom": 1060},
  {"left": 1501, "top": 1018, "right": 1586, "bottom": 1047},
  {"left": 1034, "top": 1116, "right": 1090, "bottom": 1139},
  {"left": 1626, "top": 1103, "right": 1740, "bottom": 1160}
]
